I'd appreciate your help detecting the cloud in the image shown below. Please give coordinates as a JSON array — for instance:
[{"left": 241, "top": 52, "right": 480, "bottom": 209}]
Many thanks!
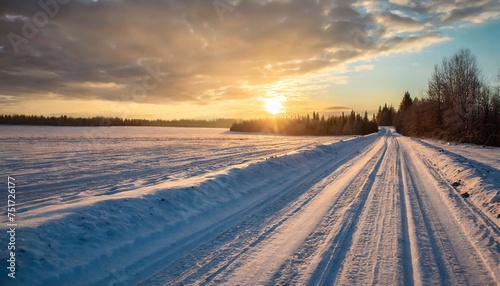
[
  {"left": 325, "top": 105, "right": 351, "bottom": 110},
  {"left": 374, "top": 11, "right": 424, "bottom": 35},
  {"left": 0, "top": 0, "right": 498, "bottom": 106},
  {"left": 442, "top": 9, "right": 500, "bottom": 24},
  {"left": 352, "top": 64, "right": 375, "bottom": 72},
  {"left": 389, "top": 0, "right": 411, "bottom": 5}
]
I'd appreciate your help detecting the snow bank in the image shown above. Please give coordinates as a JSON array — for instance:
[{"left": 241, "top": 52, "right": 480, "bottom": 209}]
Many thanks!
[
  {"left": 0, "top": 133, "right": 379, "bottom": 285},
  {"left": 410, "top": 139, "right": 500, "bottom": 223}
]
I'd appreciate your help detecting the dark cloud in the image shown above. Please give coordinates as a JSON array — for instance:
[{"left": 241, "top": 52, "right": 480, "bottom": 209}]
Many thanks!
[
  {"left": 0, "top": 0, "right": 498, "bottom": 105},
  {"left": 325, "top": 105, "right": 350, "bottom": 110}
]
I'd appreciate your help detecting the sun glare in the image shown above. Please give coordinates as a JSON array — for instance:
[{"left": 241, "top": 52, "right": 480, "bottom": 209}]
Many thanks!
[{"left": 264, "top": 98, "right": 285, "bottom": 115}]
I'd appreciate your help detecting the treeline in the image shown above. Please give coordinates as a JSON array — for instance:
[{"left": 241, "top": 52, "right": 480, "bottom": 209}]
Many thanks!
[
  {"left": 376, "top": 104, "right": 396, "bottom": 126},
  {"left": 394, "top": 49, "right": 500, "bottom": 146},
  {"left": 0, "top": 114, "right": 236, "bottom": 128},
  {"left": 230, "top": 111, "right": 378, "bottom": 136}
]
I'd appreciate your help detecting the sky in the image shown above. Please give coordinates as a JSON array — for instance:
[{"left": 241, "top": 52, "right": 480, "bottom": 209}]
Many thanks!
[{"left": 0, "top": 0, "right": 499, "bottom": 119}]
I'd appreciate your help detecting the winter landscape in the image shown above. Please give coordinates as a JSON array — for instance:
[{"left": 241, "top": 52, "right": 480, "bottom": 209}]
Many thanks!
[
  {"left": 2, "top": 0, "right": 500, "bottom": 285},
  {"left": 1, "top": 125, "right": 499, "bottom": 285}
]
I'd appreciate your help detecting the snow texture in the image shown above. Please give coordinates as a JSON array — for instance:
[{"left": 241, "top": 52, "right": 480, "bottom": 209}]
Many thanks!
[{"left": 0, "top": 126, "right": 498, "bottom": 285}]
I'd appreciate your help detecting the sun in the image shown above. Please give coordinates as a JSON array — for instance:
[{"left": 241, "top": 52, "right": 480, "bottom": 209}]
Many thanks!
[{"left": 264, "top": 98, "right": 285, "bottom": 115}]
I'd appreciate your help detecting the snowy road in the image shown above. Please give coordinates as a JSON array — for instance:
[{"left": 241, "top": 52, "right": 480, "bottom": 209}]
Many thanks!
[
  {"left": 1, "top": 128, "right": 499, "bottom": 285},
  {"left": 139, "top": 128, "right": 499, "bottom": 286}
]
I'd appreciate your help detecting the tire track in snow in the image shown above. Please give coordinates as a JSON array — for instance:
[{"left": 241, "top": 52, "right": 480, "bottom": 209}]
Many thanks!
[
  {"left": 400, "top": 141, "right": 452, "bottom": 285},
  {"left": 296, "top": 134, "right": 389, "bottom": 285},
  {"left": 399, "top": 138, "right": 497, "bottom": 285},
  {"left": 396, "top": 138, "right": 416, "bottom": 286},
  {"left": 333, "top": 135, "right": 403, "bottom": 285},
  {"left": 409, "top": 138, "right": 500, "bottom": 273}
]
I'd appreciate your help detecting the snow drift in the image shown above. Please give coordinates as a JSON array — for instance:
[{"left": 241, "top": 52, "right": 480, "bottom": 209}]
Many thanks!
[{"left": 413, "top": 139, "right": 500, "bottom": 222}]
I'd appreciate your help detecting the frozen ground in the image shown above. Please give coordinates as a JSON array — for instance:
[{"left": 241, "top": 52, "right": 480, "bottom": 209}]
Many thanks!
[{"left": 0, "top": 126, "right": 498, "bottom": 285}]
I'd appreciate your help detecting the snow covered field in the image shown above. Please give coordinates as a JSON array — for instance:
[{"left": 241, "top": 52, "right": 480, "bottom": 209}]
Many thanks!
[
  {"left": 0, "top": 126, "right": 344, "bottom": 204},
  {"left": 0, "top": 126, "right": 499, "bottom": 285}
]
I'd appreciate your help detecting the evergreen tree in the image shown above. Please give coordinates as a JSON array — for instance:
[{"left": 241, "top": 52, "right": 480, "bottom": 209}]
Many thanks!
[{"left": 399, "top": 91, "right": 413, "bottom": 112}]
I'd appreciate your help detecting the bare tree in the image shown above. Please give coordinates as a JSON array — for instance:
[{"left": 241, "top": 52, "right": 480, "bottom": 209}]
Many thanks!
[
  {"left": 397, "top": 49, "right": 499, "bottom": 145},
  {"left": 425, "top": 49, "right": 488, "bottom": 142}
]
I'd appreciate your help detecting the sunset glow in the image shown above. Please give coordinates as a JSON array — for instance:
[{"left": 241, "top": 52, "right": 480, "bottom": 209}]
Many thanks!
[{"left": 0, "top": 1, "right": 499, "bottom": 119}]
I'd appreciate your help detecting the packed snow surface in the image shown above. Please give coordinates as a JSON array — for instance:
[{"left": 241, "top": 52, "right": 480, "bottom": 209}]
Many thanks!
[{"left": 0, "top": 126, "right": 498, "bottom": 285}]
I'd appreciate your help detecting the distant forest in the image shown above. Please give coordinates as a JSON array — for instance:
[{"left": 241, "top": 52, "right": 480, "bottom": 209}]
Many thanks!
[
  {"left": 391, "top": 49, "right": 500, "bottom": 146},
  {"left": 0, "top": 114, "right": 235, "bottom": 128},
  {"left": 230, "top": 111, "right": 379, "bottom": 136}
]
